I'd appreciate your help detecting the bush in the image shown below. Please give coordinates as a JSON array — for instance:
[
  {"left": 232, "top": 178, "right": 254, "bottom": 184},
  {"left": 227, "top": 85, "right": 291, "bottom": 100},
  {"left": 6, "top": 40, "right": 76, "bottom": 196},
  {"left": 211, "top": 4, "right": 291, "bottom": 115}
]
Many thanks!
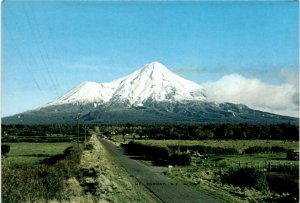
[
  {"left": 2, "top": 144, "right": 83, "bottom": 203},
  {"left": 271, "top": 146, "right": 289, "bottom": 153},
  {"left": 169, "top": 152, "right": 191, "bottom": 165},
  {"left": 1, "top": 144, "right": 10, "bottom": 156},
  {"left": 85, "top": 143, "right": 94, "bottom": 150},
  {"left": 244, "top": 146, "right": 289, "bottom": 154},
  {"left": 267, "top": 174, "right": 299, "bottom": 194},
  {"left": 168, "top": 145, "right": 239, "bottom": 155},
  {"left": 221, "top": 167, "right": 269, "bottom": 191},
  {"left": 243, "top": 146, "right": 270, "bottom": 154},
  {"left": 125, "top": 141, "right": 192, "bottom": 165},
  {"left": 124, "top": 141, "right": 170, "bottom": 160}
]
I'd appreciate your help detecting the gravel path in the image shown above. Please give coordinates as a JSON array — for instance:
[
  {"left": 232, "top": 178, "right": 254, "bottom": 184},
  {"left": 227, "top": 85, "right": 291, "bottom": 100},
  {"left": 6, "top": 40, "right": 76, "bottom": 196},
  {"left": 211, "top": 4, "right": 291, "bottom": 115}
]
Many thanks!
[{"left": 98, "top": 137, "right": 221, "bottom": 203}]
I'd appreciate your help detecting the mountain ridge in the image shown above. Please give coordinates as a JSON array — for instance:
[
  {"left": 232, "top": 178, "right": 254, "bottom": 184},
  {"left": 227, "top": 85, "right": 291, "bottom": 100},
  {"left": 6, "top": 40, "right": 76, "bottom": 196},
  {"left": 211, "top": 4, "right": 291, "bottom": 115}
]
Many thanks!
[
  {"left": 2, "top": 61, "right": 298, "bottom": 124},
  {"left": 44, "top": 61, "right": 206, "bottom": 107}
]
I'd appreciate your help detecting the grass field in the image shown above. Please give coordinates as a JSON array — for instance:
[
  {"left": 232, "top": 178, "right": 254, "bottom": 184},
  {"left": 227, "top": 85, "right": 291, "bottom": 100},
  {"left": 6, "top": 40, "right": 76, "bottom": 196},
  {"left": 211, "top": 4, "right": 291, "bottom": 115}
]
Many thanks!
[
  {"left": 133, "top": 139, "right": 299, "bottom": 153},
  {"left": 130, "top": 139, "right": 299, "bottom": 167},
  {"left": 119, "top": 138, "right": 299, "bottom": 202},
  {"left": 2, "top": 142, "right": 73, "bottom": 165}
]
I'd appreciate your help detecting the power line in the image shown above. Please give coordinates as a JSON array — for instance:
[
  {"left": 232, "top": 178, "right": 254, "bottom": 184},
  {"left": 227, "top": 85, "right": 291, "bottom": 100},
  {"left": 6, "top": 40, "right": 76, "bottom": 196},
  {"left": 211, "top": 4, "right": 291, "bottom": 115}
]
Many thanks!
[
  {"left": 3, "top": 21, "right": 48, "bottom": 102},
  {"left": 22, "top": 4, "right": 60, "bottom": 97},
  {"left": 28, "top": 4, "right": 64, "bottom": 95}
]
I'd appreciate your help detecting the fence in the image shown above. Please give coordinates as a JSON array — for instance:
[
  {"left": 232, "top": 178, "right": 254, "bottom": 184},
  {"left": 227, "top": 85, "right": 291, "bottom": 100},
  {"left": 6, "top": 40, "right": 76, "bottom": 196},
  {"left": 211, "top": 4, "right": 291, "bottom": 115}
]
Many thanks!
[{"left": 194, "top": 159, "right": 298, "bottom": 172}]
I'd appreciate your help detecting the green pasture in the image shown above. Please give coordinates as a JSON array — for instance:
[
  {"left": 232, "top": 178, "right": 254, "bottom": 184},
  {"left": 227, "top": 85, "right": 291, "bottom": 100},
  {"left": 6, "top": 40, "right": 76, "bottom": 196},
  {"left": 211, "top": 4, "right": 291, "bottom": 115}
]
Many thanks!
[
  {"left": 206, "top": 153, "right": 298, "bottom": 169},
  {"left": 2, "top": 142, "right": 72, "bottom": 165},
  {"left": 134, "top": 139, "right": 299, "bottom": 153}
]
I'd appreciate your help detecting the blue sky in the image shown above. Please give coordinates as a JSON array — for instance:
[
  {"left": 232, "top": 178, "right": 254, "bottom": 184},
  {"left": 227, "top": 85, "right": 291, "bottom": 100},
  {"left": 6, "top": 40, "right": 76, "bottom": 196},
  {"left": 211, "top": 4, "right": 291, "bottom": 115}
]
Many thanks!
[{"left": 2, "top": 1, "right": 299, "bottom": 117}]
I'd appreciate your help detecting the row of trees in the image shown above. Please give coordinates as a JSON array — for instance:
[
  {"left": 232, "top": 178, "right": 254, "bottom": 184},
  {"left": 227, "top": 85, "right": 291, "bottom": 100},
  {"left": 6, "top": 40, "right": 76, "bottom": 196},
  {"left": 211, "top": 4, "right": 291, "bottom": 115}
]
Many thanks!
[
  {"left": 2, "top": 124, "right": 90, "bottom": 137},
  {"left": 103, "top": 123, "right": 299, "bottom": 141},
  {"left": 2, "top": 123, "right": 299, "bottom": 141}
]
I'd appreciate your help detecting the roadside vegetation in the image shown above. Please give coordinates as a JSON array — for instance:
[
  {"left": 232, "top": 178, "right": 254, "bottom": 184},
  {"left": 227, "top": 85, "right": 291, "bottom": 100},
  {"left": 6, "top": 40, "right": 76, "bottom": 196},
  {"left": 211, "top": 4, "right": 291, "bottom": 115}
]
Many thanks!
[
  {"left": 1, "top": 124, "right": 159, "bottom": 202},
  {"left": 100, "top": 123, "right": 299, "bottom": 202},
  {"left": 2, "top": 144, "right": 83, "bottom": 203},
  {"left": 2, "top": 123, "right": 299, "bottom": 202},
  {"left": 67, "top": 134, "right": 159, "bottom": 202},
  {"left": 1, "top": 124, "right": 88, "bottom": 203}
]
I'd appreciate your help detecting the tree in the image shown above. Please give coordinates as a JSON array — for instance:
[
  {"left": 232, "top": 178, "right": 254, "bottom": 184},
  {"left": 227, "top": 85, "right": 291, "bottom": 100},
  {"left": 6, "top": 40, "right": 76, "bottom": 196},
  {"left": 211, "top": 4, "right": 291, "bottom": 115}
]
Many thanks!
[
  {"left": 195, "top": 127, "right": 213, "bottom": 140},
  {"left": 2, "top": 144, "right": 10, "bottom": 156}
]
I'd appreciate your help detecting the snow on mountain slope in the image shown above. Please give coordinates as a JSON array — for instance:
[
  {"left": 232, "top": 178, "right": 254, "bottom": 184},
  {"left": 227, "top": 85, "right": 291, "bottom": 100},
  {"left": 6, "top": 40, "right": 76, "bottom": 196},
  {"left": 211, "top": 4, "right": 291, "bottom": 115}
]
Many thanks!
[
  {"left": 43, "top": 61, "right": 206, "bottom": 107},
  {"left": 111, "top": 62, "right": 206, "bottom": 105},
  {"left": 44, "top": 80, "right": 120, "bottom": 106}
]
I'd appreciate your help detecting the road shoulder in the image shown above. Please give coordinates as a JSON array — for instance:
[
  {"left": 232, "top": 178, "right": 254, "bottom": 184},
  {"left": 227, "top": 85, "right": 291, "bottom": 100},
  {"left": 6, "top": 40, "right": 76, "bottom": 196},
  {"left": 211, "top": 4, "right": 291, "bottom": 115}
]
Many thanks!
[{"left": 63, "top": 134, "right": 160, "bottom": 203}]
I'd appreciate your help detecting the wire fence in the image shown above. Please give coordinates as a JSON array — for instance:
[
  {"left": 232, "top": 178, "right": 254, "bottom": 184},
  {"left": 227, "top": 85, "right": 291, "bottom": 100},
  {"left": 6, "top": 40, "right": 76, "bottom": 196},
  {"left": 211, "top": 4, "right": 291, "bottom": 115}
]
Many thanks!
[{"left": 193, "top": 159, "right": 299, "bottom": 172}]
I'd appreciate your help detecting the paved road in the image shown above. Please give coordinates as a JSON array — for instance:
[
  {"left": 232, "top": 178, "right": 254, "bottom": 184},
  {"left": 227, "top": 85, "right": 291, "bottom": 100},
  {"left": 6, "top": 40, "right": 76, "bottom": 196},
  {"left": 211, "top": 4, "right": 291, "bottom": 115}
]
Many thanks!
[{"left": 98, "top": 137, "right": 220, "bottom": 203}]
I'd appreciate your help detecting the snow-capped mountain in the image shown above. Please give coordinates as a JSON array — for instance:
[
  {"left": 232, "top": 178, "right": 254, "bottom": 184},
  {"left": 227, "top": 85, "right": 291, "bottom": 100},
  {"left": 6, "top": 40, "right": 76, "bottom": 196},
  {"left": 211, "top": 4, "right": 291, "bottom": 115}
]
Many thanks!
[
  {"left": 2, "top": 61, "right": 298, "bottom": 124},
  {"left": 45, "top": 61, "right": 206, "bottom": 107},
  {"left": 44, "top": 79, "right": 120, "bottom": 106},
  {"left": 110, "top": 61, "right": 206, "bottom": 105}
]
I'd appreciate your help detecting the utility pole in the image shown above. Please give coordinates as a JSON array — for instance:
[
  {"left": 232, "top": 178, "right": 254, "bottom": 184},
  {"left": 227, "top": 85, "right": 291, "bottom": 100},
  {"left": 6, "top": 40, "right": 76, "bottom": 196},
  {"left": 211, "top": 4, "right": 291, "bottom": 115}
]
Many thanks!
[
  {"left": 76, "top": 113, "right": 80, "bottom": 146},
  {"left": 84, "top": 124, "right": 87, "bottom": 147},
  {"left": 178, "top": 133, "right": 181, "bottom": 153},
  {"left": 176, "top": 121, "right": 181, "bottom": 153}
]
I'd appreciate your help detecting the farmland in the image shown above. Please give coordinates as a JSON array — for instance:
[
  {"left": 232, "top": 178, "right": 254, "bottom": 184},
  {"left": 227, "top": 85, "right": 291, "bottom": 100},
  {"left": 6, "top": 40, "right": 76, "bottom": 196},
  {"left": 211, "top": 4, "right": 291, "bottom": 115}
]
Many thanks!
[
  {"left": 119, "top": 138, "right": 299, "bottom": 202},
  {"left": 1, "top": 125, "right": 89, "bottom": 202},
  {"left": 2, "top": 124, "right": 299, "bottom": 202},
  {"left": 133, "top": 139, "right": 299, "bottom": 152},
  {"left": 2, "top": 142, "right": 72, "bottom": 165},
  {"left": 1, "top": 125, "right": 159, "bottom": 203}
]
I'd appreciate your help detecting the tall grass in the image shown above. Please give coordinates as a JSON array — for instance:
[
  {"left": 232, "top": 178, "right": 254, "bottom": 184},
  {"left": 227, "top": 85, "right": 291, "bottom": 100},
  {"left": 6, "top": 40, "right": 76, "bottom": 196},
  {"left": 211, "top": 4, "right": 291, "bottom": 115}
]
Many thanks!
[
  {"left": 221, "top": 167, "right": 269, "bottom": 191},
  {"left": 2, "top": 144, "right": 83, "bottom": 203}
]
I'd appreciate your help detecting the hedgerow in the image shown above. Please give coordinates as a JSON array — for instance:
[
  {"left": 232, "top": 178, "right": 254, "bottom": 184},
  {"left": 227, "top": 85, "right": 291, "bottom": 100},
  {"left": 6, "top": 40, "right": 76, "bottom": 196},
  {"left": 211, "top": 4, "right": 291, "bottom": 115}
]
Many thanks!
[
  {"left": 124, "top": 141, "right": 192, "bottom": 165},
  {"left": 168, "top": 145, "right": 239, "bottom": 155},
  {"left": 243, "top": 146, "right": 289, "bottom": 154}
]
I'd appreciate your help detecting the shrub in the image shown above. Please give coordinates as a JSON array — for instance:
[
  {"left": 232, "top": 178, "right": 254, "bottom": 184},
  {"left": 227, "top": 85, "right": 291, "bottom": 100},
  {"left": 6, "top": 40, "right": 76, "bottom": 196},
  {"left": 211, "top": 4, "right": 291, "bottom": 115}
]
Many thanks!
[
  {"left": 124, "top": 141, "right": 170, "bottom": 160},
  {"left": 84, "top": 143, "right": 94, "bottom": 150},
  {"left": 1, "top": 144, "right": 10, "bottom": 156},
  {"left": 243, "top": 146, "right": 270, "bottom": 154},
  {"left": 271, "top": 146, "right": 289, "bottom": 153},
  {"left": 221, "top": 167, "right": 269, "bottom": 191},
  {"left": 267, "top": 174, "right": 299, "bottom": 194},
  {"left": 286, "top": 150, "right": 299, "bottom": 161},
  {"left": 2, "top": 144, "right": 83, "bottom": 203},
  {"left": 243, "top": 146, "right": 289, "bottom": 154},
  {"left": 169, "top": 152, "right": 191, "bottom": 165},
  {"left": 168, "top": 145, "right": 239, "bottom": 155}
]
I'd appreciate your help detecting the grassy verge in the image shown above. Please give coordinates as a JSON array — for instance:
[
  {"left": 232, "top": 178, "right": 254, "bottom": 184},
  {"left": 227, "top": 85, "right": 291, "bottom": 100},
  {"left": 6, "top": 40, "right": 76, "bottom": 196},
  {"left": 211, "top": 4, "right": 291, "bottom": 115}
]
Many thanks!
[
  {"left": 65, "top": 134, "right": 160, "bottom": 202},
  {"left": 165, "top": 166, "right": 298, "bottom": 203},
  {"left": 2, "top": 144, "right": 83, "bottom": 203}
]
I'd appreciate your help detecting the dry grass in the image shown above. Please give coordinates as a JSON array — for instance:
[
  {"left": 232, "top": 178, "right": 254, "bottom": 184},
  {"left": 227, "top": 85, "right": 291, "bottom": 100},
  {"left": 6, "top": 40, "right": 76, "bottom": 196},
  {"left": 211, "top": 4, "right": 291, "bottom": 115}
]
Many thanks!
[
  {"left": 1, "top": 144, "right": 83, "bottom": 203},
  {"left": 166, "top": 167, "right": 273, "bottom": 203},
  {"left": 65, "top": 134, "right": 160, "bottom": 203}
]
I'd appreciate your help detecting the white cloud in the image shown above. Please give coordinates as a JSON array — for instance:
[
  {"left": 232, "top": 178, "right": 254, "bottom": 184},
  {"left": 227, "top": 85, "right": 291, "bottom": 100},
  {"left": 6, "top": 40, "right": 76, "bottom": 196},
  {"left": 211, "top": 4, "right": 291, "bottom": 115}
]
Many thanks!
[
  {"left": 203, "top": 73, "right": 299, "bottom": 117},
  {"left": 279, "top": 68, "right": 299, "bottom": 94}
]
